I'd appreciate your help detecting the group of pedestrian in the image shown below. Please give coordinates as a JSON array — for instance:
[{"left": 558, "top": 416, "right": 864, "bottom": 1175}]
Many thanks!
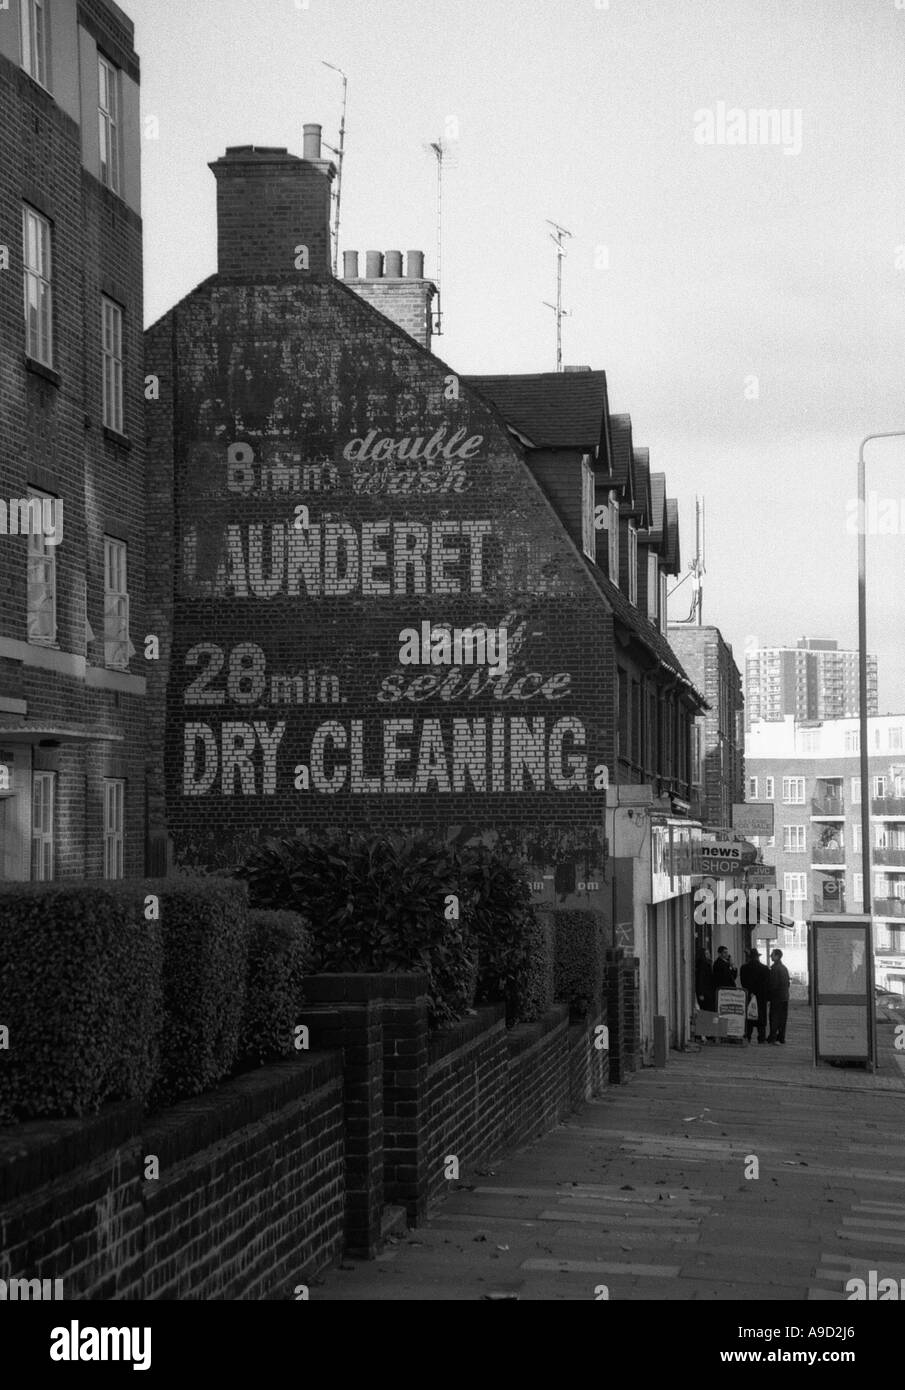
[{"left": 695, "top": 945, "right": 791, "bottom": 1044}]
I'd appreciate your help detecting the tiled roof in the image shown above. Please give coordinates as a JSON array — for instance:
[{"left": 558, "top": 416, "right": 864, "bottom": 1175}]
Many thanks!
[
  {"left": 585, "top": 559, "right": 705, "bottom": 706},
  {"left": 607, "top": 414, "right": 635, "bottom": 502},
  {"left": 463, "top": 371, "right": 610, "bottom": 450},
  {"left": 630, "top": 447, "right": 652, "bottom": 527},
  {"left": 646, "top": 472, "right": 667, "bottom": 542}
]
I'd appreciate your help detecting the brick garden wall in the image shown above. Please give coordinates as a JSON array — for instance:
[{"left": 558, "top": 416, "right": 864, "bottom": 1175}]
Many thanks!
[{"left": 0, "top": 1054, "right": 344, "bottom": 1301}]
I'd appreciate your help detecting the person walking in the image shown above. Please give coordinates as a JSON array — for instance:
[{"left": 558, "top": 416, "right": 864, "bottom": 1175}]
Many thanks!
[
  {"left": 712, "top": 946, "right": 737, "bottom": 992},
  {"left": 740, "top": 947, "right": 770, "bottom": 1043},
  {"left": 695, "top": 947, "right": 715, "bottom": 1011},
  {"left": 768, "top": 947, "right": 791, "bottom": 1043}
]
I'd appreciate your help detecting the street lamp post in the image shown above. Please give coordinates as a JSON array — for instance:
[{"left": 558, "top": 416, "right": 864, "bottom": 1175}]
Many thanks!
[{"left": 857, "top": 432, "right": 905, "bottom": 918}]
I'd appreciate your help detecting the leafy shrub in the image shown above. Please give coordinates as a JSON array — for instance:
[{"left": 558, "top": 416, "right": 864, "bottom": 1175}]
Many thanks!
[
  {"left": 240, "top": 910, "right": 310, "bottom": 1065},
  {"left": 0, "top": 882, "right": 163, "bottom": 1121},
  {"left": 553, "top": 909, "right": 606, "bottom": 1019},
  {"left": 460, "top": 845, "right": 546, "bottom": 1025},
  {"left": 519, "top": 911, "right": 556, "bottom": 1022},
  {"left": 237, "top": 832, "right": 476, "bottom": 1027},
  {"left": 151, "top": 877, "right": 249, "bottom": 1106}
]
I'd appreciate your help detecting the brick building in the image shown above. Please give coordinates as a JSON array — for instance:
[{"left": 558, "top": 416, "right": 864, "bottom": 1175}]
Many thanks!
[
  {"left": 668, "top": 623, "right": 744, "bottom": 830},
  {"left": 0, "top": 0, "right": 145, "bottom": 881},
  {"left": 746, "top": 714, "right": 905, "bottom": 990}
]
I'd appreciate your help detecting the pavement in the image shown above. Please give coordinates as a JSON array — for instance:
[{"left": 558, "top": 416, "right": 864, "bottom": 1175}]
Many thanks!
[{"left": 315, "top": 1001, "right": 905, "bottom": 1300}]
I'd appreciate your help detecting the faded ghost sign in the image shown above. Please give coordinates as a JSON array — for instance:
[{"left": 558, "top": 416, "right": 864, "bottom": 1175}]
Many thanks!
[{"left": 174, "top": 427, "right": 607, "bottom": 809}]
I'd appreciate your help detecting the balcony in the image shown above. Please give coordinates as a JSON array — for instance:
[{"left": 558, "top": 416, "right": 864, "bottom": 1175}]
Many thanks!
[
  {"left": 810, "top": 792, "right": 844, "bottom": 819},
  {"left": 811, "top": 843, "right": 846, "bottom": 867},
  {"left": 872, "top": 797, "right": 905, "bottom": 818},
  {"left": 874, "top": 848, "right": 905, "bottom": 867},
  {"left": 873, "top": 897, "right": 905, "bottom": 918}
]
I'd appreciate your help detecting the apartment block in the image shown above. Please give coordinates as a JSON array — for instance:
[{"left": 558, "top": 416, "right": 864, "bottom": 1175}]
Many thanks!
[
  {"left": 746, "top": 714, "right": 905, "bottom": 991},
  {"left": 744, "top": 638, "right": 877, "bottom": 731}
]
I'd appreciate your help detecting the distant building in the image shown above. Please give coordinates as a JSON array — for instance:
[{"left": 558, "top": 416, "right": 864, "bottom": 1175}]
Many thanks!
[
  {"left": 668, "top": 624, "right": 744, "bottom": 830},
  {"left": 746, "top": 714, "right": 905, "bottom": 991},
  {"left": 0, "top": 0, "right": 146, "bottom": 880},
  {"left": 744, "top": 638, "right": 877, "bottom": 731}
]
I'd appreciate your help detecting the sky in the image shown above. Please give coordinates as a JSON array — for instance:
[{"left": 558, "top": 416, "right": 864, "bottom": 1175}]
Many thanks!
[{"left": 127, "top": 0, "right": 905, "bottom": 710}]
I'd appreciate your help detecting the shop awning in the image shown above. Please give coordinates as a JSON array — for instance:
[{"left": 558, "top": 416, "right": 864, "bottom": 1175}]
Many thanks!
[{"left": 0, "top": 725, "right": 124, "bottom": 744}]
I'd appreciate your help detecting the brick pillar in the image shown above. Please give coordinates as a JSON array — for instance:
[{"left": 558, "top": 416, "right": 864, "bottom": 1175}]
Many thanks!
[
  {"left": 297, "top": 975, "right": 385, "bottom": 1258},
  {"left": 622, "top": 956, "right": 641, "bottom": 1073},
  {"left": 381, "top": 974, "right": 430, "bottom": 1225},
  {"left": 604, "top": 948, "right": 626, "bottom": 1084}
]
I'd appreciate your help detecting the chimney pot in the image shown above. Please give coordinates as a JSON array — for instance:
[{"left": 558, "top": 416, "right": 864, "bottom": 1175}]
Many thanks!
[
  {"left": 384, "top": 250, "right": 403, "bottom": 277},
  {"left": 365, "top": 250, "right": 384, "bottom": 278},
  {"left": 406, "top": 250, "right": 424, "bottom": 279},
  {"left": 343, "top": 250, "right": 359, "bottom": 279},
  {"left": 302, "top": 123, "right": 322, "bottom": 160}
]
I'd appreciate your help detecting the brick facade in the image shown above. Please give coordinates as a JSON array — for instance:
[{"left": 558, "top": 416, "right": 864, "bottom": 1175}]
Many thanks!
[
  {"left": 0, "top": 1, "right": 146, "bottom": 882},
  {"left": 144, "top": 143, "right": 612, "bottom": 898}
]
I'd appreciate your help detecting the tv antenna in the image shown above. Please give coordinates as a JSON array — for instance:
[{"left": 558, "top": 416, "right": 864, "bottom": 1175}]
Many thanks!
[
  {"left": 321, "top": 61, "right": 347, "bottom": 276},
  {"left": 543, "top": 220, "right": 572, "bottom": 371},
  {"left": 424, "top": 136, "right": 456, "bottom": 336},
  {"left": 669, "top": 495, "right": 707, "bottom": 624}
]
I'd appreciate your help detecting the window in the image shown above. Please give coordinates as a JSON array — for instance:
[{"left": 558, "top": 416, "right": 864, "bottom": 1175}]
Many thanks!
[
  {"left": 103, "top": 779, "right": 124, "bottom": 879},
  {"left": 890, "top": 727, "right": 903, "bottom": 752},
  {"left": 852, "top": 823, "right": 862, "bottom": 854},
  {"left": 20, "top": 0, "right": 48, "bottom": 87},
  {"left": 101, "top": 297, "right": 124, "bottom": 433},
  {"left": 98, "top": 55, "right": 120, "bottom": 193},
  {"left": 783, "top": 872, "right": 807, "bottom": 902},
  {"left": 853, "top": 872, "right": 863, "bottom": 903},
  {"left": 617, "top": 667, "right": 628, "bottom": 760},
  {"left": 764, "top": 776, "right": 774, "bottom": 800},
  {"left": 782, "top": 777, "right": 805, "bottom": 804},
  {"left": 851, "top": 777, "right": 861, "bottom": 804},
  {"left": 31, "top": 771, "right": 54, "bottom": 880},
  {"left": 783, "top": 824, "right": 805, "bottom": 852},
  {"left": 875, "top": 776, "right": 888, "bottom": 799},
  {"left": 581, "top": 458, "right": 595, "bottom": 560},
  {"left": 23, "top": 205, "right": 52, "bottom": 366},
  {"left": 659, "top": 573, "right": 667, "bottom": 635},
  {"left": 104, "top": 537, "right": 131, "bottom": 669},
  {"left": 647, "top": 552, "right": 658, "bottom": 621},
  {"left": 844, "top": 730, "right": 859, "bottom": 754},
  {"left": 27, "top": 488, "right": 56, "bottom": 644},
  {"left": 748, "top": 776, "right": 759, "bottom": 799},
  {"left": 608, "top": 497, "right": 619, "bottom": 584},
  {"left": 876, "top": 825, "right": 889, "bottom": 850},
  {"left": 627, "top": 523, "right": 637, "bottom": 605}
]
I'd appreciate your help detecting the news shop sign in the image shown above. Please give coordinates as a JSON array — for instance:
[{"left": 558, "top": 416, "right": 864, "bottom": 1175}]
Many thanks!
[{"left": 697, "top": 842, "right": 743, "bottom": 877}]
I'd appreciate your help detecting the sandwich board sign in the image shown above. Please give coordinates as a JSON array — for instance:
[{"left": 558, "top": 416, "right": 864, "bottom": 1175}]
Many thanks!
[
  {"left": 717, "top": 988, "right": 746, "bottom": 1039},
  {"left": 809, "top": 914, "right": 875, "bottom": 1070}
]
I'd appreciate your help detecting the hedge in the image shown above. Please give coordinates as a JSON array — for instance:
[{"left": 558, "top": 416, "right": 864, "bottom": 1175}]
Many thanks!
[
  {"left": 0, "top": 882, "right": 163, "bottom": 1121},
  {"left": 151, "top": 877, "right": 249, "bottom": 1106},
  {"left": 240, "top": 910, "right": 310, "bottom": 1066},
  {"left": 552, "top": 909, "right": 606, "bottom": 1019},
  {"left": 237, "top": 831, "right": 477, "bottom": 1028},
  {"left": 462, "top": 845, "right": 546, "bottom": 1025}
]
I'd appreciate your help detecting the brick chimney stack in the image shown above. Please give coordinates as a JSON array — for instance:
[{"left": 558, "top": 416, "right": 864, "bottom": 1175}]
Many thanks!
[
  {"left": 209, "top": 129, "right": 336, "bottom": 282},
  {"left": 342, "top": 248, "right": 437, "bottom": 350}
]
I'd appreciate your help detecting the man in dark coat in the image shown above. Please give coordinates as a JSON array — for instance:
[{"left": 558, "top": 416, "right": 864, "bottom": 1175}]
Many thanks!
[
  {"left": 712, "top": 946, "right": 737, "bottom": 993},
  {"left": 768, "top": 948, "right": 791, "bottom": 1043},
  {"left": 740, "top": 948, "right": 770, "bottom": 1043},
  {"left": 695, "top": 947, "right": 715, "bottom": 1011}
]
